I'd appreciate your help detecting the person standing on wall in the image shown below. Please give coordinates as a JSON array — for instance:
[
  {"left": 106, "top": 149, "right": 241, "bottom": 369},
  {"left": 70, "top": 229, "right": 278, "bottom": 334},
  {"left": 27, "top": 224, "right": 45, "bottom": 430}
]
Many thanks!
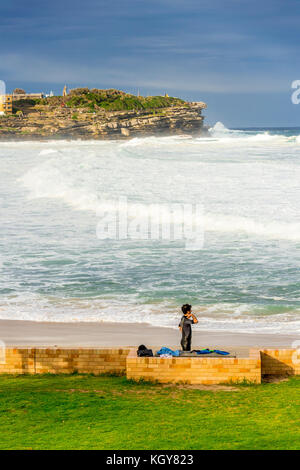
[{"left": 178, "top": 304, "right": 198, "bottom": 351}]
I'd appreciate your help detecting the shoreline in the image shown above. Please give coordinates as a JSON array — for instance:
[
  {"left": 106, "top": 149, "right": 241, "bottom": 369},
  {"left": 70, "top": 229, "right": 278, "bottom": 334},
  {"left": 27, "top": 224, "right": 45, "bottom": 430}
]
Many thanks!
[
  {"left": 0, "top": 319, "right": 298, "bottom": 357},
  {"left": 0, "top": 132, "right": 209, "bottom": 143}
]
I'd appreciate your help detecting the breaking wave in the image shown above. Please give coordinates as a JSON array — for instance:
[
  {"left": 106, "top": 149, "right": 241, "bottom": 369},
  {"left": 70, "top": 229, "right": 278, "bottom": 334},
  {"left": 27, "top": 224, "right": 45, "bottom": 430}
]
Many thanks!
[
  {"left": 20, "top": 154, "right": 300, "bottom": 242},
  {"left": 1, "top": 130, "right": 300, "bottom": 333}
]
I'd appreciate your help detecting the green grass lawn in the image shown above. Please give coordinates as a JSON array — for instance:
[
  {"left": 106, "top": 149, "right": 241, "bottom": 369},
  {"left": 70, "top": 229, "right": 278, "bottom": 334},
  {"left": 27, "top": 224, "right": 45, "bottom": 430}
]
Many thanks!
[{"left": 0, "top": 374, "right": 299, "bottom": 450}]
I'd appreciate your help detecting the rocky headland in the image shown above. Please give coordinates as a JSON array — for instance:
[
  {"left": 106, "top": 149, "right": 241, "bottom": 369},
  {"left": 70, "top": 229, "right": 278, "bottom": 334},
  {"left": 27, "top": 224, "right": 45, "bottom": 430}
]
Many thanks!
[{"left": 0, "top": 88, "right": 207, "bottom": 140}]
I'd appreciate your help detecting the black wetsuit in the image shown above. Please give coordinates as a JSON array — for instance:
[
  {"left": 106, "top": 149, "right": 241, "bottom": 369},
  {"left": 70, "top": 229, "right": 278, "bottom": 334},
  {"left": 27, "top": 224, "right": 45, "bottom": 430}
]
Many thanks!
[{"left": 179, "top": 315, "right": 194, "bottom": 351}]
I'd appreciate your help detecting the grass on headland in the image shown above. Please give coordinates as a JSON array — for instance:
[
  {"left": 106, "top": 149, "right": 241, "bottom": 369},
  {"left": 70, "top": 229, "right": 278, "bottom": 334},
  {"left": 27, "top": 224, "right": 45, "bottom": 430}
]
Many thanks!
[
  {"left": 0, "top": 374, "right": 299, "bottom": 450},
  {"left": 20, "top": 89, "right": 186, "bottom": 112}
]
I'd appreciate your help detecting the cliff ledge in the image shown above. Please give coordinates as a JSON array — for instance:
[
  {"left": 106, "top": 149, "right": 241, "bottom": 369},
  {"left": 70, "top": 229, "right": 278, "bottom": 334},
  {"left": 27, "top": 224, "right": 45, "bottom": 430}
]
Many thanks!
[{"left": 0, "top": 88, "right": 207, "bottom": 140}]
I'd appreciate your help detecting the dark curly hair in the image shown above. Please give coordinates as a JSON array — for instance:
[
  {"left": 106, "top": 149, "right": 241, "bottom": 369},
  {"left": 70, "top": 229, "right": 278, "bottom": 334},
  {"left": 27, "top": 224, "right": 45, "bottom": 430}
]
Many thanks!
[{"left": 181, "top": 304, "right": 192, "bottom": 315}]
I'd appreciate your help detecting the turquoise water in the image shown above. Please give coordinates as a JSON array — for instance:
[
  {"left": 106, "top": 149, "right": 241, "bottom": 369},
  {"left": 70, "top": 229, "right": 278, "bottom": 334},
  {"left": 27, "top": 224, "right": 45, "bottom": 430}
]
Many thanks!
[{"left": 0, "top": 123, "right": 299, "bottom": 334}]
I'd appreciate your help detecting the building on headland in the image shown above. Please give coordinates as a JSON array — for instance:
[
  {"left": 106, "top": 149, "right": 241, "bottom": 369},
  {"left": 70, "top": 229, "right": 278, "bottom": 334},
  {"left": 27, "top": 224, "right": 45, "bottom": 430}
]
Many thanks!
[
  {"left": 12, "top": 90, "right": 44, "bottom": 101},
  {"left": 63, "top": 85, "right": 68, "bottom": 97},
  {"left": 0, "top": 88, "right": 45, "bottom": 115},
  {"left": 189, "top": 101, "right": 207, "bottom": 107},
  {"left": 0, "top": 94, "right": 13, "bottom": 115}
]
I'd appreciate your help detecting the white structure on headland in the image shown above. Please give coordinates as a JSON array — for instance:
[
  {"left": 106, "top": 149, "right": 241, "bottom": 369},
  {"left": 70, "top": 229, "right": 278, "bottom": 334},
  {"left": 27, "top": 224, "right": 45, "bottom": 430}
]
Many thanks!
[{"left": 44, "top": 91, "right": 54, "bottom": 98}]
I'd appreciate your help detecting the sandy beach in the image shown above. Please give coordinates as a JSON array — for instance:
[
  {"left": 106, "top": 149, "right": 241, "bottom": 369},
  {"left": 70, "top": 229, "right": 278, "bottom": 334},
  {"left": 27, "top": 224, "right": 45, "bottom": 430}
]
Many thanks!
[{"left": 0, "top": 319, "right": 298, "bottom": 357}]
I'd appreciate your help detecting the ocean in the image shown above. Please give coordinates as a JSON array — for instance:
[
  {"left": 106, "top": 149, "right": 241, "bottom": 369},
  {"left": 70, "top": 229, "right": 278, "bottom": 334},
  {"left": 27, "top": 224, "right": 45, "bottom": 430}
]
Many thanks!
[{"left": 0, "top": 122, "right": 300, "bottom": 335}]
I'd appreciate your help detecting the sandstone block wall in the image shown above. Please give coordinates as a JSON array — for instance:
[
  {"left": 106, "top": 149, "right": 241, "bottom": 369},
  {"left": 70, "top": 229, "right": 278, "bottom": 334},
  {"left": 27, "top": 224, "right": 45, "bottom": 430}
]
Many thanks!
[
  {"left": 259, "top": 349, "right": 300, "bottom": 376},
  {"left": 126, "top": 349, "right": 261, "bottom": 385},
  {"left": 0, "top": 348, "right": 130, "bottom": 375},
  {"left": 0, "top": 347, "right": 299, "bottom": 384}
]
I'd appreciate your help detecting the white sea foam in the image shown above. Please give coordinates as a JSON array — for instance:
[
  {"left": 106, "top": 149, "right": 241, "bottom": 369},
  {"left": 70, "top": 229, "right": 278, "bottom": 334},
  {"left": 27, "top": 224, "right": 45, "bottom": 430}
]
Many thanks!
[
  {"left": 208, "top": 121, "right": 297, "bottom": 145},
  {"left": 38, "top": 149, "right": 59, "bottom": 156},
  {"left": 0, "top": 294, "right": 299, "bottom": 334},
  {"left": 20, "top": 158, "right": 300, "bottom": 241},
  {"left": 1, "top": 132, "right": 300, "bottom": 333}
]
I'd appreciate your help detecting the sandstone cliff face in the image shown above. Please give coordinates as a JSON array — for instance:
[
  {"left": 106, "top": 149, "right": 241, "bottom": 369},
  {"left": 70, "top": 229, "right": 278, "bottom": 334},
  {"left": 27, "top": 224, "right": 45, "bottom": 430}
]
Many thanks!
[{"left": 0, "top": 102, "right": 207, "bottom": 140}]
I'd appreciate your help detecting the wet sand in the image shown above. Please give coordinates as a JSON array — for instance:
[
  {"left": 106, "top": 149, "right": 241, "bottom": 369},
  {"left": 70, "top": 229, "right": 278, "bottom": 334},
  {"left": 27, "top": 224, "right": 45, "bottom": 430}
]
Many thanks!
[{"left": 0, "top": 319, "right": 298, "bottom": 357}]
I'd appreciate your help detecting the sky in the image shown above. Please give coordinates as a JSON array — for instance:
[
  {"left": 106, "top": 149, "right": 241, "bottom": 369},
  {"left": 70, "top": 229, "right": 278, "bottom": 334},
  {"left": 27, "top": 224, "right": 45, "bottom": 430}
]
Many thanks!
[{"left": 0, "top": 0, "right": 300, "bottom": 127}]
